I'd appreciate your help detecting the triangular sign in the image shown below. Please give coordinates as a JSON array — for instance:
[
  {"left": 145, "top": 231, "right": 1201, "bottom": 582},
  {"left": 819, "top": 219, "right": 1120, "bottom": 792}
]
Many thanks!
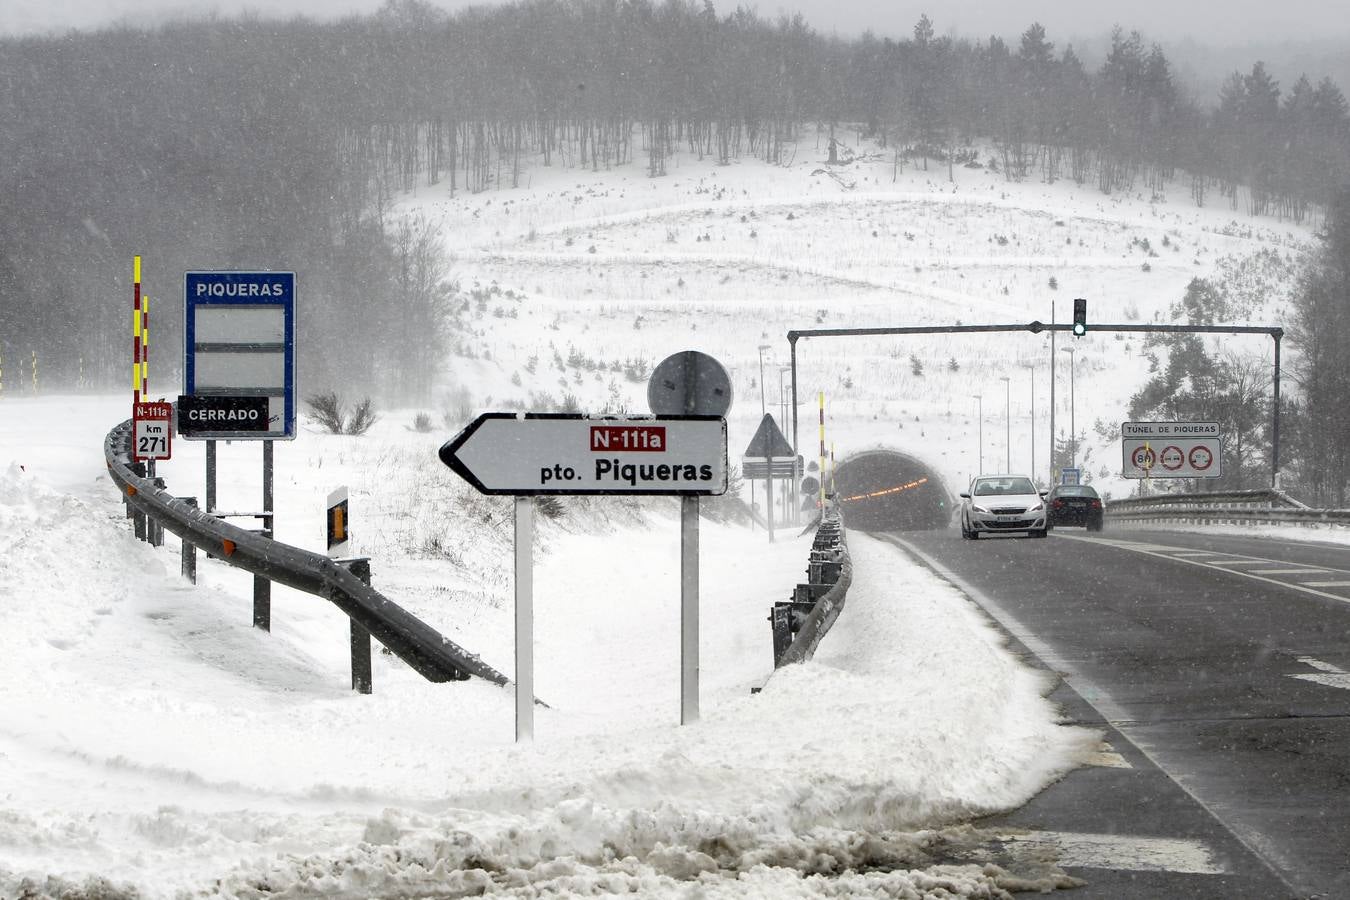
[{"left": 742, "top": 413, "right": 796, "bottom": 460}]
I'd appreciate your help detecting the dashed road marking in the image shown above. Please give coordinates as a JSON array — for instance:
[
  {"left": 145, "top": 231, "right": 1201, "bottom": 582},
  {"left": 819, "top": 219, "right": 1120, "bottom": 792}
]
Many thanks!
[
  {"left": 1289, "top": 656, "right": 1350, "bottom": 691},
  {"left": 1301, "top": 580, "right": 1350, "bottom": 588},
  {"left": 1000, "top": 831, "right": 1228, "bottom": 875}
]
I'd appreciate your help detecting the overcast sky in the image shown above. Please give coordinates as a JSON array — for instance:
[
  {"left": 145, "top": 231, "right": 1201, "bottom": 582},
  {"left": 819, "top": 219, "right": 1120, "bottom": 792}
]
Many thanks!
[{"left": 4, "top": 0, "right": 1350, "bottom": 46}]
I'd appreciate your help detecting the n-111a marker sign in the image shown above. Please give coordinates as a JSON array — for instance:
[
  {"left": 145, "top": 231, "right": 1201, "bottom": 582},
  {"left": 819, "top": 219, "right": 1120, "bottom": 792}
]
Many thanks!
[
  {"left": 440, "top": 414, "right": 727, "bottom": 496},
  {"left": 132, "top": 401, "right": 173, "bottom": 461}
]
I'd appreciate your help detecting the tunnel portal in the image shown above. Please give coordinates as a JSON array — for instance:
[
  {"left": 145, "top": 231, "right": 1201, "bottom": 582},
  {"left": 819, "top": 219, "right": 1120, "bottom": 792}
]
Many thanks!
[{"left": 831, "top": 450, "right": 954, "bottom": 532}]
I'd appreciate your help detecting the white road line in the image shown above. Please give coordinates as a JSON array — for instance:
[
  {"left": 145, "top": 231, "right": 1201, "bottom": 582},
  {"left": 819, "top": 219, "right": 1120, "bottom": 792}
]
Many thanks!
[
  {"left": 1300, "top": 580, "right": 1350, "bottom": 588},
  {"left": 1289, "top": 657, "right": 1350, "bottom": 691},
  {"left": 1001, "top": 831, "right": 1228, "bottom": 875},
  {"left": 1249, "top": 568, "right": 1333, "bottom": 575},
  {"left": 1061, "top": 535, "right": 1350, "bottom": 606}
]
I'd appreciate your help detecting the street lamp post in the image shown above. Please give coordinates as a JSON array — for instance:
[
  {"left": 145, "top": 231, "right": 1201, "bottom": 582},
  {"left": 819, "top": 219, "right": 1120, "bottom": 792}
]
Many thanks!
[
  {"left": 1061, "top": 347, "right": 1076, "bottom": 470},
  {"left": 972, "top": 394, "right": 983, "bottom": 476},
  {"left": 757, "top": 344, "right": 771, "bottom": 417},
  {"left": 1023, "top": 363, "right": 1036, "bottom": 484},
  {"left": 1000, "top": 375, "right": 1011, "bottom": 473}
]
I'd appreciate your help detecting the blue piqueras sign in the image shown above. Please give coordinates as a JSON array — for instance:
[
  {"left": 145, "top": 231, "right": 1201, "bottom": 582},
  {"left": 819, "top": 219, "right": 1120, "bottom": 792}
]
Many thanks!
[{"left": 182, "top": 271, "right": 296, "bottom": 440}]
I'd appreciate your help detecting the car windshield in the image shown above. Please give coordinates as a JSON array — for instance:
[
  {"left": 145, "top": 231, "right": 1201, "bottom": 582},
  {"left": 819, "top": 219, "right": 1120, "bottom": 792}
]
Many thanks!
[{"left": 973, "top": 477, "right": 1036, "bottom": 496}]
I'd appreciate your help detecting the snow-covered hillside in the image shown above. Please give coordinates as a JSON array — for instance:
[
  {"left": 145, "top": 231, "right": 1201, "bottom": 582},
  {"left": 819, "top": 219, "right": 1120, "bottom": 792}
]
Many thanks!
[{"left": 401, "top": 133, "right": 1309, "bottom": 498}]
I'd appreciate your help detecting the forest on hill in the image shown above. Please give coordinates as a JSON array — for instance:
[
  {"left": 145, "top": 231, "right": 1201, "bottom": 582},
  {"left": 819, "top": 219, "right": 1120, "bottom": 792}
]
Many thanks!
[{"left": 1, "top": 0, "right": 1347, "bottom": 409}]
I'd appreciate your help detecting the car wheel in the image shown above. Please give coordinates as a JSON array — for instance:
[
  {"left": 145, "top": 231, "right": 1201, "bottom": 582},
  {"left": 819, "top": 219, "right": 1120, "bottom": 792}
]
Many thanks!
[
  {"left": 1088, "top": 519, "right": 1103, "bottom": 532},
  {"left": 1030, "top": 528, "right": 1048, "bottom": 539}
]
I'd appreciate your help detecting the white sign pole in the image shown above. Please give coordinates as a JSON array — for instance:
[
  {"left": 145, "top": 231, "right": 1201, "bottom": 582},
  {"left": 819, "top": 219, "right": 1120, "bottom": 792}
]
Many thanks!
[
  {"left": 515, "top": 496, "right": 534, "bottom": 742},
  {"left": 680, "top": 494, "right": 699, "bottom": 724}
]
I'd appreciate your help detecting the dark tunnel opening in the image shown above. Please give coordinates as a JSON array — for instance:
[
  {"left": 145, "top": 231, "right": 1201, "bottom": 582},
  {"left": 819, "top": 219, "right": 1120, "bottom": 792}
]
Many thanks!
[{"left": 832, "top": 450, "right": 954, "bottom": 532}]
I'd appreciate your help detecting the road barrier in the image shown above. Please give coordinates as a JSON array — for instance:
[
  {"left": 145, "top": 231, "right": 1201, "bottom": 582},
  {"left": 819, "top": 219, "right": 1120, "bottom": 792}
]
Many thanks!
[
  {"left": 769, "top": 505, "right": 852, "bottom": 667},
  {"left": 1105, "top": 489, "right": 1350, "bottom": 528},
  {"left": 105, "top": 419, "right": 512, "bottom": 692}
]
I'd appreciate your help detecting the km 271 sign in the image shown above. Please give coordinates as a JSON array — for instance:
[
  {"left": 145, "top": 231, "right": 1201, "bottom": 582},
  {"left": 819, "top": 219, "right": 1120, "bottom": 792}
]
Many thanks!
[{"left": 439, "top": 413, "right": 728, "bottom": 496}]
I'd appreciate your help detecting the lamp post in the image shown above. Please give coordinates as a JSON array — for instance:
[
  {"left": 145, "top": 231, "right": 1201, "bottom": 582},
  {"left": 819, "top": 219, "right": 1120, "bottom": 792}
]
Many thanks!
[
  {"left": 972, "top": 393, "right": 983, "bottom": 476},
  {"left": 757, "top": 344, "right": 771, "bottom": 417},
  {"left": 1023, "top": 362, "right": 1036, "bottom": 484},
  {"left": 1061, "top": 347, "right": 1076, "bottom": 470},
  {"left": 1000, "top": 375, "right": 1011, "bottom": 473},
  {"left": 778, "top": 366, "right": 791, "bottom": 425}
]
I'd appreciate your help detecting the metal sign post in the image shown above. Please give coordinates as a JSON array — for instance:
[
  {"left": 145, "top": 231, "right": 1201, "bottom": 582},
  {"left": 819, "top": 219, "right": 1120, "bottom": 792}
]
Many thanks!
[
  {"left": 647, "top": 350, "right": 733, "bottom": 728},
  {"left": 680, "top": 494, "right": 698, "bottom": 725},
  {"left": 515, "top": 497, "right": 534, "bottom": 741}
]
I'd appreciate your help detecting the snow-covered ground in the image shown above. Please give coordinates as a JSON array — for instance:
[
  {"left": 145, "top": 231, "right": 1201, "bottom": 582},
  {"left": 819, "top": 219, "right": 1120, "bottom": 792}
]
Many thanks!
[
  {"left": 0, "top": 395, "right": 1096, "bottom": 896},
  {"left": 0, "top": 134, "right": 1323, "bottom": 897}
]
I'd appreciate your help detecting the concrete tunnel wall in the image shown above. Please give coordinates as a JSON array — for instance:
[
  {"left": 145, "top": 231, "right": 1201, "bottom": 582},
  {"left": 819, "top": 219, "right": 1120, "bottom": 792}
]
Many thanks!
[{"left": 831, "top": 449, "right": 954, "bottom": 531}]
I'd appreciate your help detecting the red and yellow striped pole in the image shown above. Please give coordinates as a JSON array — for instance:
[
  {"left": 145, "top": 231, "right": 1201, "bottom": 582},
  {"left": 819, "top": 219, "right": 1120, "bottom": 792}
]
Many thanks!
[
  {"left": 818, "top": 391, "right": 826, "bottom": 510},
  {"left": 141, "top": 292, "right": 149, "bottom": 399},
  {"left": 132, "top": 256, "right": 142, "bottom": 404}
]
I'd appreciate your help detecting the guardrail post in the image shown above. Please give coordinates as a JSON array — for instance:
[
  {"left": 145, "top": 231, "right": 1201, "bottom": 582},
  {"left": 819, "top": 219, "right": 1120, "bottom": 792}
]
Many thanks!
[
  {"left": 770, "top": 602, "right": 793, "bottom": 666},
  {"left": 253, "top": 518, "right": 272, "bottom": 631},
  {"left": 181, "top": 498, "right": 198, "bottom": 583},
  {"left": 345, "top": 558, "right": 373, "bottom": 694},
  {"left": 150, "top": 478, "right": 166, "bottom": 547},
  {"left": 130, "top": 461, "right": 147, "bottom": 541}
]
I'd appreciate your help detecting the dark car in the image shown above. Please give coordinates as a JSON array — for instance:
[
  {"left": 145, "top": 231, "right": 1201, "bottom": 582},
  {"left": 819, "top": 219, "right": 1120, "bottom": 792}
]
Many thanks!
[{"left": 1046, "top": 484, "right": 1104, "bottom": 531}]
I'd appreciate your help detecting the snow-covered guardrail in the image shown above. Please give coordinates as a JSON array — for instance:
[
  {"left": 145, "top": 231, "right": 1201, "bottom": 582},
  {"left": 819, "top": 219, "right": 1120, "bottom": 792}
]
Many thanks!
[
  {"left": 104, "top": 419, "right": 512, "bottom": 691},
  {"left": 1105, "top": 489, "right": 1350, "bottom": 528},
  {"left": 770, "top": 506, "right": 852, "bottom": 668}
]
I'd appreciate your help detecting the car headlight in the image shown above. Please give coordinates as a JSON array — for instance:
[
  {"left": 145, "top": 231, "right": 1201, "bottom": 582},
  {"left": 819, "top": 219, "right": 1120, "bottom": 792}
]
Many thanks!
[
  {"left": 1027, "top": 501, "right": 1044, "bottom": 512},
  {"left": 972, "top": 504, "right": 991, "bottom": 514}
]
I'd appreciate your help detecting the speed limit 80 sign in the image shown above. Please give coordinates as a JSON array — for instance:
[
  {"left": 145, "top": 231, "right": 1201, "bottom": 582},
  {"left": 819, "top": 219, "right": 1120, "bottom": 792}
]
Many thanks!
[{"left": 133, "top": 401, "right": 173, "bottom": 462}]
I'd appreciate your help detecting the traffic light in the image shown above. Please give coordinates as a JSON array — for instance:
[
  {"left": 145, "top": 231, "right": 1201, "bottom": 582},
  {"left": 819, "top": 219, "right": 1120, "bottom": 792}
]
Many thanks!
[{"left": 1072, "top": 297, "right": 1087, "bottom": 337}]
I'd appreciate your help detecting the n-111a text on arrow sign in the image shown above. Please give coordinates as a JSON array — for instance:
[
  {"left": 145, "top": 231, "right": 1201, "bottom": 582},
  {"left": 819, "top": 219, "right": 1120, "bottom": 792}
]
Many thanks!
[{"left": 440, "top": 413, "right": 728, "bottom": 496}]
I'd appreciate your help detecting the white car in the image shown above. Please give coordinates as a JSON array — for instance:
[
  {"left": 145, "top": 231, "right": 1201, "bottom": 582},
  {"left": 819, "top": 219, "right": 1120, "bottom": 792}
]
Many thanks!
[{"left": 959, "top": 475, "right": 1048, "bottom": 539}]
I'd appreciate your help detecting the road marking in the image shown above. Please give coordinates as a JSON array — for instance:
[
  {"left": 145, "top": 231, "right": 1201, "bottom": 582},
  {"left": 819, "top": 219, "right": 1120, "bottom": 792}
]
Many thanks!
[
  {"left": 1062, "top": 535, "right": 1350, "bottom": 606},
  {"left": 1000, "top": 831, "right": 1228, "bottom": 875},
  {"left": 1087, "top": 741, "right": 1131, "bottom": 768},
  {"left": 1289, "top": 656, "right": 1350, "bottom": 691},
  {"left": 1300, "top": 580, "right": 1350, "bottom": 588},
  {"left": 1207, "top": 559, "right": 1271, "bottom": 567},
  {"left": 1249, "top": 568, "right": 1333, "bottom": 575}
]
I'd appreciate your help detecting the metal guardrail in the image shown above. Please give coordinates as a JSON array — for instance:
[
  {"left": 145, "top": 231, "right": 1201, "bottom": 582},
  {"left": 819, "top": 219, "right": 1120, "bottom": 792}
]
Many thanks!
[
  {"left": 770, "top": 506, "right": 852, "bottom": 668},
  {"left": 1105, "top": 489, "right": 1350, "bottom": 527},
  {"left": 105, "top": 419, "right": 512, "bottom": 689}
]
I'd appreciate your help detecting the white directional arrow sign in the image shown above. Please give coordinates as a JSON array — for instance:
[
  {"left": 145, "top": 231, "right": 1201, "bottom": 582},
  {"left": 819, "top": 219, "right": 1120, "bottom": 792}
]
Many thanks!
[{"left": 439, "top": 413, "right": 728, "bottom": 496}]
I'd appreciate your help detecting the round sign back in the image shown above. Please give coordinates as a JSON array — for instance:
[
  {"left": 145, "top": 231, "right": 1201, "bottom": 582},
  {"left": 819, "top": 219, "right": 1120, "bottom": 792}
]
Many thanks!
[{"left": 647, "top": 351, "right": 733, "bottom": 416}]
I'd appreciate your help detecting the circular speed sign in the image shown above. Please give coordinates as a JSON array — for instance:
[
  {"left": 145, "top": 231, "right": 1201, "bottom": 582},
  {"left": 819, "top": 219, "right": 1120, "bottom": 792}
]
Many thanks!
[{"left": 1131, "top": 445, "right": 1156, "bottom": 470}]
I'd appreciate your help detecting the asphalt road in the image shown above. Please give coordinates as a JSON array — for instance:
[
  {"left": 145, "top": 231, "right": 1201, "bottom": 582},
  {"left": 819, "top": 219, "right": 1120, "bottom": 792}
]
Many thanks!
[{"left": 877, "top": 524, "right": 1350, "bottom": 898}]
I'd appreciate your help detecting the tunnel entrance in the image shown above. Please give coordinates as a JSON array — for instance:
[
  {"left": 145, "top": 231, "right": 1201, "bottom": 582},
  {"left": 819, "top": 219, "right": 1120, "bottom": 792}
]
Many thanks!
[{"left": 831, "top": 450, "right": 954, "bottom": 532}]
